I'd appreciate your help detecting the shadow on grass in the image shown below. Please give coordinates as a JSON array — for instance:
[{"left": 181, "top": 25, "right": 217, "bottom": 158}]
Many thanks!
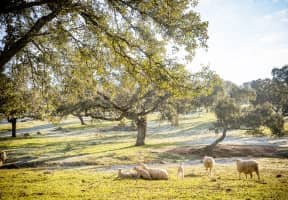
[{"left": 149, "top": 121, "right": 213, "bottom": 139}]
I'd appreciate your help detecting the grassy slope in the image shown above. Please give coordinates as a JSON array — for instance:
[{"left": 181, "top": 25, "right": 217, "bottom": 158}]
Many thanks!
[{"left": 0, "top": 113, "right": 288, "bottom": 199}]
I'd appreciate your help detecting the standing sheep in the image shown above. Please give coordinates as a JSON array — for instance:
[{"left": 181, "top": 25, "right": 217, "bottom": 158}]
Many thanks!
[
  {"left": 177, "top": 163, "right": 184, "bottom": 180},
  {"left": 236, "top": 159, "right": 260, "bottom": 180},
  {"left": 0, "top": 151, "right": 7, "bottom": 163},
  {"left": 140, "top": 164, "right": 169, "bottom": 180},
  {"left": 202, "top": 156, "right": 215, "bottom": 176}
]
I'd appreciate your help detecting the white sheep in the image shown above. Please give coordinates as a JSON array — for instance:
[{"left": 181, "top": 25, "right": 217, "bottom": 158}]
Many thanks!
[
  {"left": 0, "top": 151, "right": 7, "bottom": 163},
  {"left": 133, "top": 166, "right": 152, "bottom": 180},
  {"left": 117, "top": 168, "right": 138, "bottom": 179},
  {"left": 140, "top": 164, "right": 169, "bottom": 180},
  {"left": 177, "top": 163, "right": 184, "bottom": 180},
  {"left": 202, "top": 156, "right": 215, "bottom": 176},
  {"left": 236, "top": 159, "right": 260, "bottom": 180}
]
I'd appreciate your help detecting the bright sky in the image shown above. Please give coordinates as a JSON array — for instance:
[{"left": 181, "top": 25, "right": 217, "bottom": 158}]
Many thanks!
[{"left": 188, "top": 0, "right": 288, "bottom": 85}]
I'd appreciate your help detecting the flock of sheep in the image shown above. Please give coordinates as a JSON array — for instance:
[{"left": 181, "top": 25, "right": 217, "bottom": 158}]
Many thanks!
[
  {"left": 1, "top": 151, "right": 260, "bottom": 181},
  {"left": 118, "top": 156, "right": 260, "bottom": 180}
]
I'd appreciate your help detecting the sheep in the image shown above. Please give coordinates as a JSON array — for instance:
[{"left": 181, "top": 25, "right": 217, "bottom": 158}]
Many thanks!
[
  {"left": 177, "top": 163, "right": 184, "bottom": 180},
  {"left": 133, "top": 166, "right": 152, "bottom": 180},
  {"left": 140, "top": 164, "right": 169, "bottom": 180},
  {"left": 202, "top": 156, "right": 215, "bottom": 176},
  {"left": 236, "top": 159, "right": 260, "bottom": 180},
  {"left": 117, "top": 168, "right": 138, "bottom": 179},
  {"left": 0, "top": 151, "right": 7, "bottom": 162}
]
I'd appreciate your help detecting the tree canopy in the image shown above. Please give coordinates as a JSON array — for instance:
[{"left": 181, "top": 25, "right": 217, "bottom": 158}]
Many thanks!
[{"left": 1, "top": 0, "right": 208, "bottom": 78}]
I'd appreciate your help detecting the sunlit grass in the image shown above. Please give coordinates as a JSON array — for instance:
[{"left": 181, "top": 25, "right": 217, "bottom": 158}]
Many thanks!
[{"left": 0, "top": 158, "right": 287, "bottom": 200}]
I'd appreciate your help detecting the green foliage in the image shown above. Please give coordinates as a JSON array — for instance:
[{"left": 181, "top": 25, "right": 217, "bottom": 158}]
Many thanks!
[
  {"left": 271, "top": 65, "right": 288, "bottom": 115},
  {"left": 241, "top": 103, "right": 284, "bottom": 136},
  {"left": 214, "top": 98, "right": 241, "bottom": 129},
  {"left": 247, "top": 65, "right": 288, "bottom": 116}
]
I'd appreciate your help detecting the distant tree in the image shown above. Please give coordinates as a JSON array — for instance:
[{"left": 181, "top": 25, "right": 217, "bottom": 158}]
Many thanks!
[
  {"left": 159, "top": 66, "right": 222, "bottom": 126},
  {"left": 58, "top": 85, "right": 170, "bottom": 146},
  {"left": 272, "top": 65, "right": 288, "bottom": 84},
  {"left": 0, "top": 73, "right": 45, "bottom": 137},
  {"left": 271, "top": 65, "right": 288, "bottom": 116},
  {"left": 241, "top": 103, "right": 284, "bottom": 136},
  {"left": 244, "top": 65, "right": 287, "bottom": 116},
  {"left": 204, "top": 98, "right": 240, "bottom": 152}
]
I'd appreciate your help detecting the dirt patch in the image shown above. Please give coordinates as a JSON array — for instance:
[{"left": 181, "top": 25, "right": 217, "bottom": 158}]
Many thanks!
[{"left": 168, "top": 144, "right": 288, "bottom": 158}]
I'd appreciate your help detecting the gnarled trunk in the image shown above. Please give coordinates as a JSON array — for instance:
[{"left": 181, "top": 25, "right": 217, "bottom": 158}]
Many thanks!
[
  {"left": 77, "top": 115, "right": 86, "bottom": 125},
  {"left": 172, "top": 113, "right": 179, "bottom": 126},
  {"left": 135, "top": 117, "right": 147, "bottom": 146},
  {"left": 204, "top": 128, "right": 227, "bottom": 153}
]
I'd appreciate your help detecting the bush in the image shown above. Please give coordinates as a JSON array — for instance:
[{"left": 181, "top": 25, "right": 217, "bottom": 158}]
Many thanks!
[{"left": 242, "top": 103, "right": 284, "bottom": 136}]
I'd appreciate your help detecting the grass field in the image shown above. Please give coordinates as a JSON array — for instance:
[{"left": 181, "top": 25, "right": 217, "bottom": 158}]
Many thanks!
[{"left": 0, "top": 113, "right": 288, "bottom": 199}]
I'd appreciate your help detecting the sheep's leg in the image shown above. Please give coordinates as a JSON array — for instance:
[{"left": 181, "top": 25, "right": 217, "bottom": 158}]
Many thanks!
[
  {"left": 256, "top": 170, "right": 260, "bottom": 180},
  {"left": 250, "top": 173, "right": 253, "bottom": 179},
  {"left": 136, "top": 172, "right": 141, "bottom": 179},
  {"left": 245, "top": 174, "right": 247, "bottom": 179}
]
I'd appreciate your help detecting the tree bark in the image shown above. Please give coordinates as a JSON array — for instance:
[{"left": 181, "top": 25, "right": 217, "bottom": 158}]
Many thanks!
[
  {"left": 10, "top": 118, "right": 17, "bottom": 137},
  {"left": 204, "top": 128, "right": 227, "bottom": 153},
  {"left": 135, "top": 117, "right": 147, "bottom": 146},
  {"left": 172, "top": 113, "right": 179, "bottom": 126},
  {"left": 78, "top": 115, "right": 86, "bottom": 125}
]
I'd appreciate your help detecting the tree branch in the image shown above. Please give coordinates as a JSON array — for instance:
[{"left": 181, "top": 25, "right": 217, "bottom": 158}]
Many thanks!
[{"left": 0, "top": 8, "right": 61, "bottom": 71}]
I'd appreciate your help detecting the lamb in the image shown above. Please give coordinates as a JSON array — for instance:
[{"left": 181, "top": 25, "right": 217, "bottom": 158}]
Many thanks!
[
  {"left": 117, "top": 168, "right": 138, "bottom": 179},
  {"left": 140, "top": 164, "right": 169, "bottom": 180},
  {"left": 133, "top": 166, "right": 152, "bottom": 180},
  {"left": 0, "top": 151, "right": 7, "bottom": 162},
  {"left": 177, "top": 163, "right": 184, "bottom": 180},
  {"left": 236, "top": 159, "right": 260, "bottom": 180},
  {"left": 202, "top": 156, "right": 215, "bottom": 176}
]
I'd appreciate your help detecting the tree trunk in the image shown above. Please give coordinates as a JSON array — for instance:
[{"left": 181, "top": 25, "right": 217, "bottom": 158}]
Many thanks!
[
  {"left": 204, "top": 128, "right": 227, "bottom": 153},
  {"left": 135, "top": 117, "right": 147, "bottom": 146},
  {"left": 10, "top": 118, "right": 17, "bottom": 137},
  {"left": 172, "top": 113, "right": 179, "bottom": 126},
  {"left": 78, "top": 115, "right": 86, "bottom": 125}
]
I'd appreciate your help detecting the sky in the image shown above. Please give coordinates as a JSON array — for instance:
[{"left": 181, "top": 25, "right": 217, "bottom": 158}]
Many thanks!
[{"left": 188, "top": 0, "right": 288, "bottom": 85}]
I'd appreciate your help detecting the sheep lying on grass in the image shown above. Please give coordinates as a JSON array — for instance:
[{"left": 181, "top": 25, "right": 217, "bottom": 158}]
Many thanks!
[
  {"left": 140, "top": 164, "right": 169, "bottom": 180},
  {"left": 236, "top": 159, "right": 260, "bottom": 180},
  {"left": 177, "top": 163, "right": 184, "bottom": 180},
  {"left": 203, "top": 156, "right": 215, "bottom": 176},
  {"left": 133, "top": 166, "right": 152, "bottom": 180},
  {"left": 117, "top": 168, "right": 138, "bottom": 179}
]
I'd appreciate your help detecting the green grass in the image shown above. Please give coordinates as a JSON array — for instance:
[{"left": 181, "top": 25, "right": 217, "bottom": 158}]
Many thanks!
[
  {"left": 0, "top": 158, "right": 287, "bottom": 200},
  {"left": 1, "top": 113, "right": 288, "bottom": 199}
]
